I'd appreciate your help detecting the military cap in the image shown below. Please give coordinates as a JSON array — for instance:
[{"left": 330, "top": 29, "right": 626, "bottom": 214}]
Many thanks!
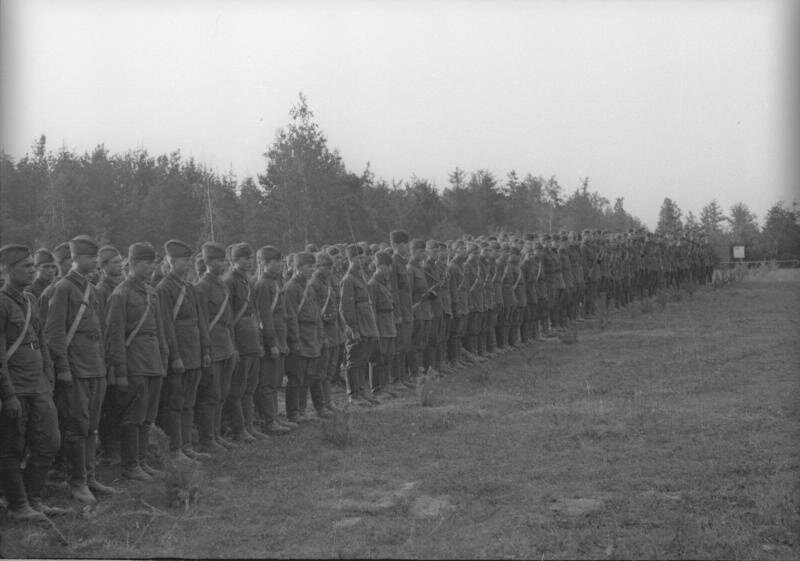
[
  {"left": 369, "top": 243, "right": 380, "bottom": 254},
  {"left": 164, "top": 239, "right": 193, "bottom": 259},
  {"left": 425, "top": 239, "right": 439, "bottom": 250},
  {"left": 524, "top": 233, "right": 536, "bottom": 241},
  {"left": 294, "top": 252, "right": 315, "bottom": 267},
  {"left": 542, "top": 234, "right": 552, "bottom": 241},
  {"left": 315, "top": 252, "right": 333, "bottom": 266},
  {"left": 326, "top": 246, "right": 340, "bottom": 256},
  {"left": 453, "top": 240, "right": 466, "bottom": 249},
  {"left": 390, "top": 230, "right": 409, "bottom": 245},
  {"left": 534, "top": 241, "right": 544, "bottom": 250},
  {"left": 69, "top": 235, "right": 99, "bottom": 258},
  {"left": 33, "top": 248, "right": 55, "bottom": 266},
  {"left": 466, "top": 242, "right": 479, "bottom": 253},
  {"left": 201, "top": 241, "right": 227, "bottom": 261},
  {"left": 410, "top": 239, "right": 426, "bottom": 251},
  {"left": 128, "top": 242, "right": 156, "bottom": 262},
  {"left": 228, "top": 243, "right": 253, "bottom": 260},
  {"left": 305, "top": 243, "right": 319, "bottom": 254},
  {"left": 257, "top": 245, "right": 282, "bottom": 263},
  {"left": 375, "top": 250, "right": 393, "bottom": 267},
  {"left": 344, "top": 244, "right": 363, "bottom": 259},
  {"left": 98, "top": 245, "right": 121, "bottom": 264},
  {"left": 0, "top": 244, "right": 31, "bottom": 267}
]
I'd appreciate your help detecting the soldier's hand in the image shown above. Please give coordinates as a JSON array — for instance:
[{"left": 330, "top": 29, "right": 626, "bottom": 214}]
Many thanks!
[
  {"left": 171, "top": 358, "right": 185, "bottom": 375},
  {"left": 202, "top": 354, "right": 212, "bottom": 368},
  {"left": 116, "top": 376, "right": 129, "bottom": 390},
  {"left": 57, "top": 370, "right": 73, "bottom": 387},
  {"left": 3, "top": 396, "right": 21, "bottom": 419},
  {"left": 270, "top": 346, "right": 280, "bottom": 359}
]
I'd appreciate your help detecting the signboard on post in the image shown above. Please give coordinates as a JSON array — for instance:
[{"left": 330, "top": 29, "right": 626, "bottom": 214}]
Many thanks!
[{"left": 732, "top": 245, "right": 745, "bottom": 260}]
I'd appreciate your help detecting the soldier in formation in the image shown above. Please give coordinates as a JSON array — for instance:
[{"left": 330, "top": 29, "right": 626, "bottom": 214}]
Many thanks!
[{"left": 0, "top": 227, "right": 715, "bottom": 521}]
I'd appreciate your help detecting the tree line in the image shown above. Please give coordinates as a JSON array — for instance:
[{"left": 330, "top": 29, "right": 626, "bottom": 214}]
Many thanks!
[
  {"left": 656, "top": 196, "right": 800, "bottom": 263},
  {"left": 2, "top": 93, "right": 796, "bottom": 263}
]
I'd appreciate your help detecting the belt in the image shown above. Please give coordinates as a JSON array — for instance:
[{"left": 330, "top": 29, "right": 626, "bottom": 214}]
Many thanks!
[{"left": 19, "top": 340, "right": 40, "bottom": 351}]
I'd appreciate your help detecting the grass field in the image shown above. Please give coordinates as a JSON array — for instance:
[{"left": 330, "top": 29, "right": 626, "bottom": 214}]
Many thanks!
[{"left": 2, "top": 271, "right": 799, "bottom": 559}]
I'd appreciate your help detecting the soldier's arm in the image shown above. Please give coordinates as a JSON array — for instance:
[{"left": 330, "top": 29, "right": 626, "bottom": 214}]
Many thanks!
[
  {"left": 193, "top": 287, "right": 212, "bottom": 365},
  {"left": 156, "top": 281, "right": 181, "bottom": 367},
  {"left": 106, "top": 289, "right": 128, "bottom": 380},
  {"left": 339, "top": 277, "right": 358, "bottom": 334},
  {"left": 33, "top": 297, "right": 55, "bottom": 387},
  {"left": 254, "top": 282, "right": 277, "bottom": 350},
  {"left": 154, "top": 292, "right": 169, "bottom": 375},
  {"left": 284, "top": 284, "right": 300, "bottom": 353},
  {"left": 44, "top": 282, "right": 71, "bottom": 378},
  {"left": 0, "top": 303, "right": 19, "bottom": 401}
]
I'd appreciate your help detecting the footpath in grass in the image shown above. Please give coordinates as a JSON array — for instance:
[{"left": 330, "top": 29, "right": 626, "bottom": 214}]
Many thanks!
[{"left": 1, "top": 272, "right": 799, "bottom": 559}]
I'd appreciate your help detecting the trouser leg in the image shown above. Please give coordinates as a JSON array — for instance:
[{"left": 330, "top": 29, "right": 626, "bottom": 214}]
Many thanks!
[{"left": 157, "top": 370, "right": 184, "bottom": 451}]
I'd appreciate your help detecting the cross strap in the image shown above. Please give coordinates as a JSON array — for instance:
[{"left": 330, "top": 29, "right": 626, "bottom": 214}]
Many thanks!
[
  {"left": 65, "top": 282, "right": 93, "bottom": 348},
  {"left": 5, "top": 292, "right": 33, "bottom": 360}
]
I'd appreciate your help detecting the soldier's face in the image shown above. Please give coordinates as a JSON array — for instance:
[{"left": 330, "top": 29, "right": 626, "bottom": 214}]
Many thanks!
[
  {"left": 298, "top": 262, "right": 314, "bottom": 279},
  {"left": 393, "top": 242, "right": 409, "bottom": 257},
  {"left": 170, "top": 256, "right": 192, "bottom": 277},
  {"left": 233, "top": 255, "right": 253, "bottom": 273},
  {"left": 132, "top": 259, "right": 156, "bottom": 281},
  {"left": 206, "top": 257, "right": 227, "bottom": 276},
  {"left": 412, "top": 247, "right": 425, "bottom": 262},
  {"left": 265, "top": 259, "right": 282, "bottom": 276},
  {"left": 104, "top": 255, "right": 123, "bottom": 277},
  {"left": 74, "top": 254, "right": 98, "bottom": 276},
  {"left": 37, "top": 262, "right": 57, "bottom": 281},
  {"left": 3, "top": 256, "right": 36, "bottom": 287}
]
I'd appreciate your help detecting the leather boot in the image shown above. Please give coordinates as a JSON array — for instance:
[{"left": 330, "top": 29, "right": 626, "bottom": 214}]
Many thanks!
[
  {"left": 7, "top": 502, "right": 48, "bottom": 523},
  {"left": 120, "top": 424, "right": 151, "bottom": 481},
  {"left": 321, "top": 379, "right": 333, "bottom": 410},
  {"left": 139, "top": 424, "right": 165, "bottom": 479},
  {"left": 66, "top": 436, "right": 87, "bottom": 488},
  {"left": 85, "top": 433, "right": 117, "bottom": 495},
  {"left": 309, "top": 380, "right": 325, "bottom": 412},
  {"left": 285, "top": 385, "right": 299, "bottom": 422}
]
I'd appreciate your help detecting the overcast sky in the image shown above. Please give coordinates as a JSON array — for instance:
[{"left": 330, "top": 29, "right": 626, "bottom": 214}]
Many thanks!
[{"left": 1, "top": 0, "right": 796, "bottom": 229}]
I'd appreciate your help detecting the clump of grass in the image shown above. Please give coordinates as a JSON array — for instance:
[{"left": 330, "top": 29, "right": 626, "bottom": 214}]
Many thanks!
[
  {"left": 164, "top": 458, "right": 206, "bottom": 511},
  {"left": 322, "top": 407, "right": 351, "bottom": 447},
  {"left": 417, "top": 374, "right": 444, "bottom": 407}
]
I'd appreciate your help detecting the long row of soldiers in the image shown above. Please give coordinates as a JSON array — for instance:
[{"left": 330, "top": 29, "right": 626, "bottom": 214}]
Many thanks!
[{"left": 0, "top": 228, "right": 716, "bottom": 521}]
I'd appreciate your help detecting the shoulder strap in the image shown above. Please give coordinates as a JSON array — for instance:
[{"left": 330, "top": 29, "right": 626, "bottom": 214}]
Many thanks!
[
  {"left": 6, "top": 293, "right": 33, "bottom": 360},
  {"left": 65, "top": 282, "right": 93, "bottom": 348},
  {"left": 270, "top": 280, "right": 281, "bottom": 313},
  {"left": 125, "top": 288, "right": 152, "bottom": 347},
  {"left": 232, "top": 281, "right": 251, "bottom": 327},
  {"left": 172, "top": 284, "right": 187, "bottom": 321},
  {"left": 208, "top": 287, "right": 229, "bottom": 332}
]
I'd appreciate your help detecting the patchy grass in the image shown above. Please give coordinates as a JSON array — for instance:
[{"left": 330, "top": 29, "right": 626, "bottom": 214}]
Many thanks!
[{"left": 2, "top": 275, "right": 799, "bottom": 559}]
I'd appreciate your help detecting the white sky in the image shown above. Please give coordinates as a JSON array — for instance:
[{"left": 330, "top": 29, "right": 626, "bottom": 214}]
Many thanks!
[{"left": 1, "top": 0, "right": 796, "bottom": 229}]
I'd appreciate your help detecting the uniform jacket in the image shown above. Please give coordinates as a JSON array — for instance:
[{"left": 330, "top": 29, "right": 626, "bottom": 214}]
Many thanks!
[
  {"left": 423, "top": 259, "right": 443, "bottom": 317},
  {"left": 391, "top": 253, "right": 413, "bottom": 323},
  {"left": 447, "top": 259, "right": 468, "bottom": 317},
  {"left": 28, "top": 277, "right": 51, "bottom": 300},
  {"left": 311, "top": 270, "right": 343, "bottom": 347},
  {"left": 0, "top": 283, "right": 53, "bottom": 397},
  {"left": 106, "top": 276, "right": 168, "bottom": 378},
  {"left": 284, "top": 273, "right": 322, "bottom": 358},
  {"left": 340, "top": 266, "right": 379, "bottom": 338},
  {"left": 224, "top": 268, "right": 263, "bottom": 356},
  {"left": 368, "top": 272, "right": 397, "bottom": 338},
  {"left": 45, "top": 270, "right": 106, "bottom": 379},
  {"left": 157, "top": 272, "right": 210, "bottom": 370},
  {"left": 194, "top": 273, "right": 236, "bottom": 362},
  {"left": 253, "top": 271, "right": 288, "bottom": 354},
  {"left": 407, "top": 259, "right": 433, "bottom": 321}
]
